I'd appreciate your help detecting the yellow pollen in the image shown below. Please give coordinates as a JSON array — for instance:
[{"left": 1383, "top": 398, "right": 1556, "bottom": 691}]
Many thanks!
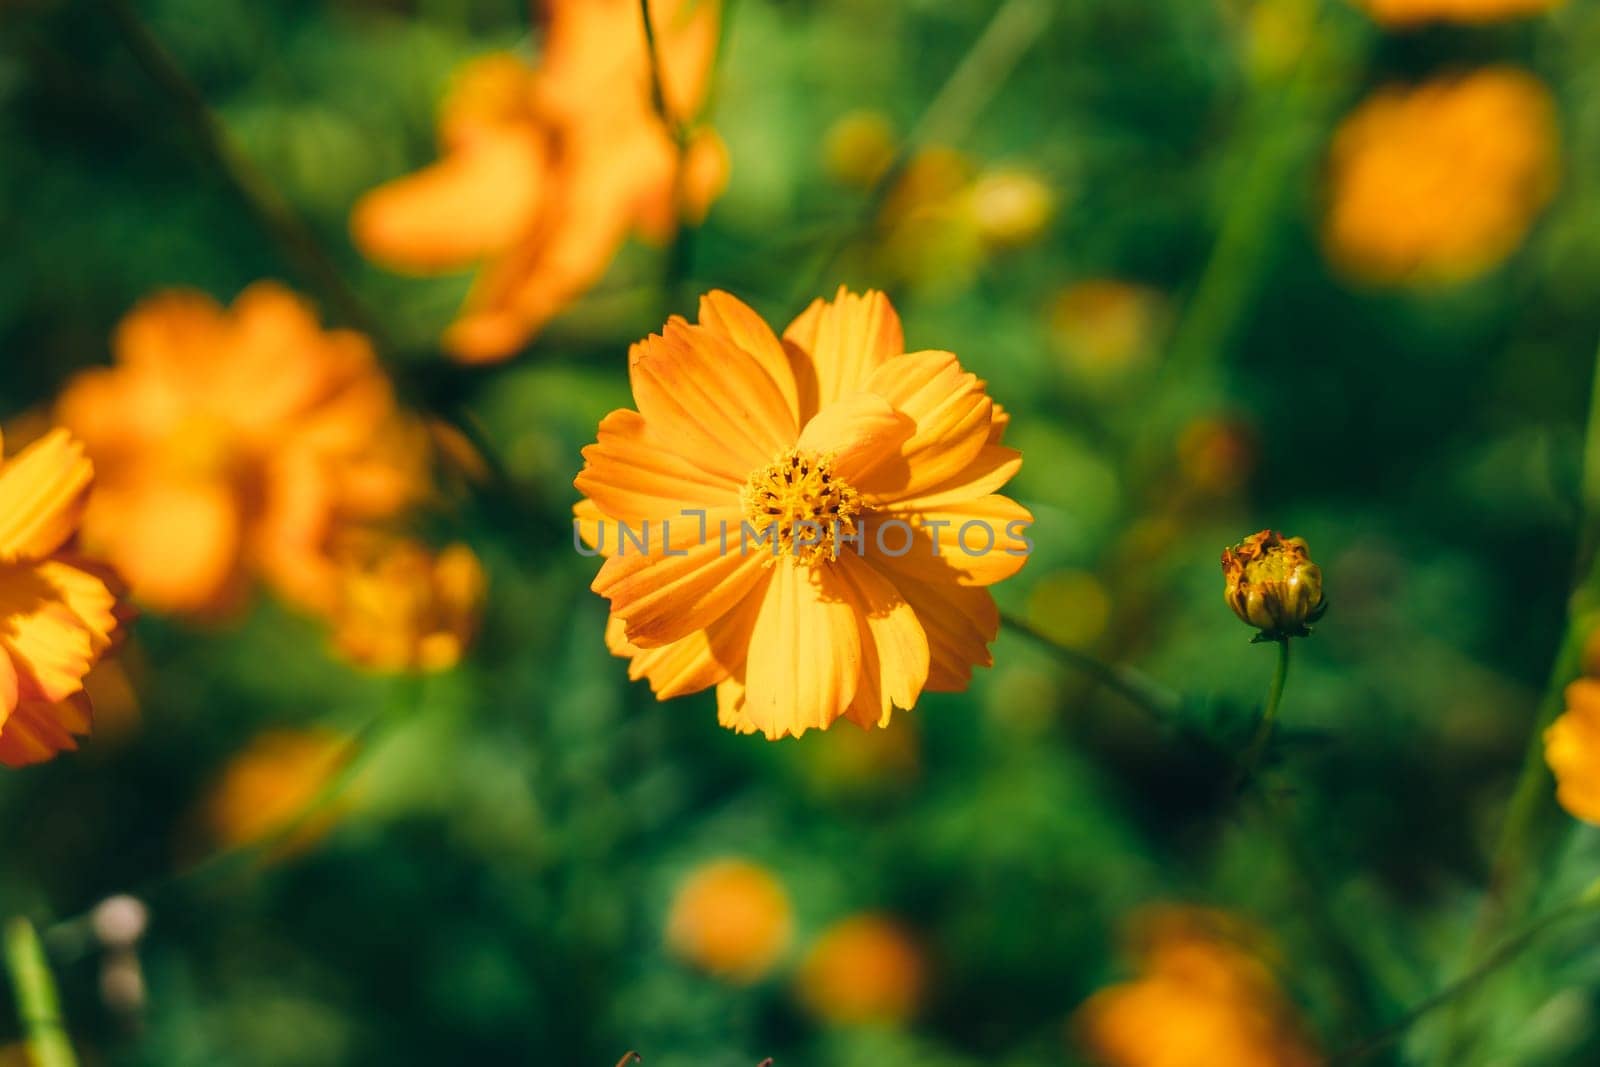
[{"left": 741, "top": 449, "right": 862, "bottom": 564}]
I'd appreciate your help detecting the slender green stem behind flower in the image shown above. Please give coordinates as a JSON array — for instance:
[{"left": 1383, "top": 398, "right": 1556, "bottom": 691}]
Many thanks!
[
  {"left": 3, "top": 918, "right": 77, "bottom": 1067},
  {"left": 998, "top": 611, "right": 1183, "bottom": 722},
  {"left": 1435, "top": 330, "right": 1600, "bottom": 1064},
  {"left": 1235, "top": 637, "right": 1291, "bottom": 790}
]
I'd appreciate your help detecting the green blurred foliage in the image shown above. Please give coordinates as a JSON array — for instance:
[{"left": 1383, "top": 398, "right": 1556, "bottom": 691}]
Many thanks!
[{"left": 4, "top": 0, "right": 1600, "bottom": 1064}]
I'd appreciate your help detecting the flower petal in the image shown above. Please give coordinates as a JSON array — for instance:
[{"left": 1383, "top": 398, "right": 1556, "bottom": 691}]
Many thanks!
[
  {"left": 836, "top": 555, "right": 929, "bottom": 729},
  {"left": 629, "top": 321, "right": 800, "bottom": 483},
  {"left": 795, "top": 393, "right": 915, "bottom": 484},
  {"left": 716, "top": 676, "right": 759, "bottom": 735},
  {"left": 880, "top": 445, "right": 1022, "bottom": 512},
  {"left": 85, "top": 478, "right": 244, "bottom": 615},
  {"left": 742, "top": 561, "right": 861, "bottom": 738},
  {"left": 592, "top": 508, "right": 766, "bottom": 647},
  {"left": 0, "top": 562, "right": 110, "bottom": 704},
  {"left": 854, "top": 351, "right": 996, "bottom": 504},
  {"left": 870, "top": 549, "right": 1000, "bottom": 692},
  {"left": 576, "top": 408, "right": 741, "bottom": 524},
  {"left": 895, "top": 496, "right": 1034, "bottom": 587},
  {"left": 782, "top": 288, "right": 904, "bottom": 420},
  {"left": 0, "top": 692, "right": 90, "bottom": 768},
  {"left": 0, "top": 430, "right": 93, "bottom": 562},
  {"left": 351, "top": 129, "right": 550, "bottom": 273},
  {"left": 604, "top": 574, "right": 767, "bottom": 699},
  {"left": 698, "top": 291, "right": 802, "bottom": 423}
]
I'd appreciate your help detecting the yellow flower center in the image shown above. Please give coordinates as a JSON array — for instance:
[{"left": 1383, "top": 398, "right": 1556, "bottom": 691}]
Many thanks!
[{"left": 741, "top": 449, "right": 861, "bottom": 564}]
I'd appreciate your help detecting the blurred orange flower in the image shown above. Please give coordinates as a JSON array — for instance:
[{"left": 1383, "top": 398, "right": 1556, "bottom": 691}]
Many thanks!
[
  {"left": 665, "top": 858, "right": 794, "bottom": 982},
  {"left": 1544, "top": 679, "right": 1600, "bottom": 823},
  {"left": 56, "top": 283, "right": 426, "bottom": 618},
  {"left": 1075, "top": 906, "right": 1322, "bottom": 1067},
  {"left": 0, "top": 430, "right": 128, "bottom": 767},
  {"left": 1324, "top": 68, "right": 1558, "bottom": 287},
  {"left": 576, "top": 288, "right": 1030, "bottom": 739},
  {"left": 324, "top": 533, "right": 485, "bottom": 673},
  {"left": 351, "top": 0, "right": 727, "bottom": 364},
  {"left": 1355, "top": 0, "right": 1559, "bottom": 26},
  {"left": 202, "top": 727, "right": 354, "bottom": 855},
  {"left": 795, "top": 914, "right": 925, "bottom": 1026}
]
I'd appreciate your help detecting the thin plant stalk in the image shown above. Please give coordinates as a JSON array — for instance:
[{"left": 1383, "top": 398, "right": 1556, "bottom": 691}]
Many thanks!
[
  {"left": 999, "top": 611, "right": 1183, "bottom": 722},
  {"left": 1339, "top": 887, "right": 1600, "bottom": 1064},
  {"left": 98, "top": 0, "right": 386, "bottom": 346},
  {"left": 1433, "top": 331, "right": 1600, "bottom": 1062},
  {"left": 1236, "top": 637, "right": 1291, "bottom": 788},
  {"left": 4, "top": 918, "right": 77, "bottom": 1067}
]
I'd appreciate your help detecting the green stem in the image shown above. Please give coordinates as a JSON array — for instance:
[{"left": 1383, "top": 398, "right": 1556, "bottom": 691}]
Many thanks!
[
  {"left": 99, "top": 0, "right": 387, "bottom": 345},
  {"left": 800, "top": 0, "right": 1052, "bottom": 299},
  {"left": 999, "top": 611, "right": 1183, "bottom": 722},
  {"left": 1337, "top": 890, "right": 1600, "bottom": 1064},
  {"left": 4, "top": 918, "right": 77, "bottom": 1067},
  {"left": 1433, "top": 331, "right": 1600, "bottom": 1063},
  {"left": 1236, "top": 637, "right": 1290, "bottom": 788}
]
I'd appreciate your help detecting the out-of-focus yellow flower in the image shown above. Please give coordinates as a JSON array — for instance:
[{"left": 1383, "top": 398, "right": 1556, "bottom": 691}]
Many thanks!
[
  {"left": 1076, "top": 906, "right": 1321, "bottom": 1067},
  {"left": 324, "top": 533, "right": 485, "bottom": 673},
  {"left": 1178, "top": 417, "right": 1258, "bottom": 496},
  {"left": 1222, "top": 530, "right": 1325, "bottom": 640},
  {"left": 578, "top": 288, "right": 1030, "bottom": 739},
  {"left": 1324, "top": 69, "right": 1559, "bottom": 287},
  {"left": 1544, "top": 679, "right": 1600, "bottom": 824},
  {"left": 874, "top": 152, "right": 1055, "bottom": 286},
  {"left": 351, "top": 0, "right": 727, "bottom": 364},
  {"left": 968, "top": 167, "right": 1055, "bottom": 249},
  {"left": 796, "top": 914, "right": 925, "bottom": 1026},
  {"left": 0, "top": 429, "right": 128, "bottom": 767},
  {"left": 56, "top": 284, "right": 426, "bottom": 618},
  {"left": 202, "top": 728, "right": 354, "bottom": 855},
  {"left": 824, "top": 110, "right": 897, "bottom": 188},
  {"left": 1354, "top": 0, "right": 1560, "bottom": 27},
  {"left": 665, "top": 858, "right": 793, "bottom": 982},
  {"left": 1049, "top": 280, "right": 1164, "bottom": 382}
]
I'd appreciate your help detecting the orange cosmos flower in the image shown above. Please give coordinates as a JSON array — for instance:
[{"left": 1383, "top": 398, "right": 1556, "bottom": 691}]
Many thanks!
[
  {"left": 1355, "top": 0, "right": 1560, "bottom": 26},
  {"left": 1075, "top": 906, "right": 1322, "bottom": 1067},
  {"left": 0, "top": 430, "right": 127, "bottom": 767},
  {"left": 1544, "top": 679, "right": 1600, "bottom": 824},
  {"left": 202, "top": 727, "right": 355, "bottom": 855},
  {"left": 351, "top": 0, "right": 727, "bottom": 364},
  {"left": 665, "top": 858, "right": 794, "bottom": 983},
  {"left": 795, "top": 915, "right": 926, "bottom": 1026},
  {"left": 575, "top": 288, "right": 1031, "bottom": 739},
  {"left": 55, "top": 283, "right": 426, "bottom": 618},
  {"left": 323, "top": 532, "right": 485, "bottom": 673},
  {"left": 1324, "top": 68, "right": 1559, "bottom": 287}
]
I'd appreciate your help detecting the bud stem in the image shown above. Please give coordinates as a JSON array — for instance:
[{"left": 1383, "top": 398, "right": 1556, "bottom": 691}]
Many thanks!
[{"left": 1237, "top": 636, "right": 1291, "bottom": 788}]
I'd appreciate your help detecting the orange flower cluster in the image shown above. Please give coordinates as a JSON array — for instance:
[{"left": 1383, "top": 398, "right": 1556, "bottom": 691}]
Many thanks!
[
  {"left": 55, "top": 283, "right": 484, "bottom": 677},
  {"left": 1075, "top": 906, "right": 1322, "bottom": 1067},
  {"left": 352, "top": 0, "right": 727, "bottom": 364},
  {"left": 324, "top": 533, "right": 485, "bottom": 673},
  {"left": 56, "top": 284, "right": 425, "bottom": 618},
  {"left": 0, "top": 430, "right": 129, "bottom": 766},
  {"left": 1355, "top": 0, "right": 1560, "bottom": 26},
  {"left": 576, "top": 288, "right": 1031, "bottom": 739},
  {"left": 1323, "top": 69, "right": 1559, "bottom": 287}
]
